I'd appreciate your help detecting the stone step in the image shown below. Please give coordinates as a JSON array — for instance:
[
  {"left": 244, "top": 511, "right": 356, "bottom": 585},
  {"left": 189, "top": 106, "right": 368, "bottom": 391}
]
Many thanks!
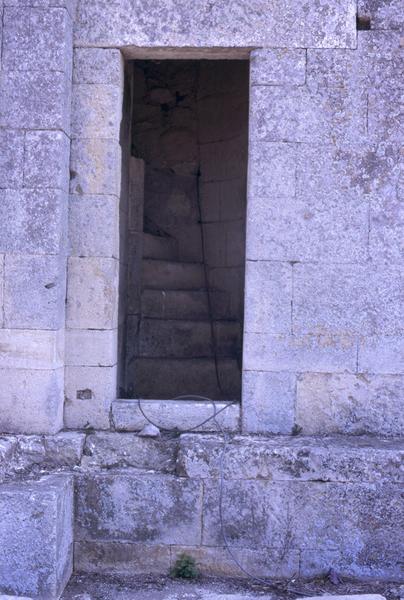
[
  {"left": 137, "top": 318, "right": 241, "bottom": 358},
  {"left": 141, "top": 289, "right": 230, "bottom": 320},
  {"left": 143, "top": 232, "right": 178, "bottom": 261},
  {"left": 130, "top": 357, "right": 241, "bottom": 399},
  {"left": 142, "top": 259, "right": 205, "bottom": 290}
]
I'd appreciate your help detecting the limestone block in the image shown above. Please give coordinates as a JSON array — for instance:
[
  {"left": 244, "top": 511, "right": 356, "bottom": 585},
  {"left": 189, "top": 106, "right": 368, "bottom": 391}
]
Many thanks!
[
  {"left": 0, "top": 474, "right": 73, "bottom": 599},
  {"left": 0, "top": 70, "right": 70, "bottom": 133},
  {"left": 64, "top": 365, "right": 117, "bottom": 429},
  {"left": 82, "top": 431, "right": 177, "bottom": 472},
  {"left": 75, "top": 472, "right": 202, "bottom": 545},
  {"left": 370, "top": 189, "right": 403, "bottom": 264},
  {"left": 2, "top": 6, "right": 72, "bottom": 72},
  {"left": 65, "top": 329, "right": 117, "bottom": 367},
  {"left": 0, "top": 255, "right": 3, "bottom": 328},
  {"left": 71, "top": 84, "right": 122, "bottom": 140},
  {"left": 24, "top": 131, "right": 70, "bottom": 190},
  {"left": 249, "top": 85, "right": 366, "bottom": 144},
  {"left": 4, "top": 0, "right": 77, "bottom": 18},
  {"left": 358, "top": 335, "right": 404, "bottom": 374},
  {"left": 11, "top": 432, "right": 85, "bottom": 475},
  {"left": 250, "top": 49, "right": 306, "bottom": 86},
  {"left": 293, "top": 263, "right": 403, "bottom": 336},
  {"left": 202, "top": 479, "right": 403, "bottom": 579},
  {"left": 296, "top": 373, "right": 404, "bottom": 436},
  {"left": 66, "top": 257, "right": 119, "bottom": 329},
  {"left": 243, "top": 333, "right": 357, "bottom": 373},
  {"left": 112, "top": 399, "right": 240, "bottom": 433},
  {"left": 73, "top": 48, "right": 123, "bottom": 85},
  {"left": 68, "top": 195, "right": 119, "bottom": 258},
  {"left": 74, "top": 0, "right": 356, "bottom": 50},
  {"left": 368, "top": 86, "right": 403, "bottom": 144},
  {"left": 4, "top": 255, "right": 65, "bottom": 329},
  {"left": 0, "top": 128, "right": 24, "bottom": 188},
  {"left": 244, "top": 261, "right": 292, "bottom": 334},
  {"left": 0, "top": 189, "right": 66, "bottom": 254},
  {"left": 242, "top": 371, "right": 295, "bottom": 434},
  {"left": 246, "top": 143, "right": 369, "bottom": 262},
  {"left": 74, "top": 540, "right": 171, "bottom": 575},
  {"left": 0, "top": 367, "right": 63, "bottom": 434},
  {"left": 358, "top": 0, "right": 403, "bottom": 29},
  {"left": 70, "top": 138, "right": 121, "bottom": 196},
  {"left": 0, "top": 329, "right": 63, "bottom": 370},
  {"left": 177, "top": 434, "right": 404, "bottom": 484}
]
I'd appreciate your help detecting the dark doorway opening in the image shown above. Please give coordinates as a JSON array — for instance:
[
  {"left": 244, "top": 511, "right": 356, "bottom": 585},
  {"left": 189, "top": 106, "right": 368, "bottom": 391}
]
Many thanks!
[{"left": 120, "top": 59, "right": 249, "bottom": 400}]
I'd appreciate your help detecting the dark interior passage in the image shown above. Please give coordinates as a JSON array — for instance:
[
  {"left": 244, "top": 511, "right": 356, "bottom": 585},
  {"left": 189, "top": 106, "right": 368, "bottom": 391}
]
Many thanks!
[{"left": 121, "top": 59, "right": 249, "bottom": 400}]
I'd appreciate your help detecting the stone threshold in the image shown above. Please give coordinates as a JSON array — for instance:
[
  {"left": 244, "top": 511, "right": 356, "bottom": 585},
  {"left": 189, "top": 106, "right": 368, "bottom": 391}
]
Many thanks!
[{"left": 112, "top": 398, "right": 240, "bottom": 432}]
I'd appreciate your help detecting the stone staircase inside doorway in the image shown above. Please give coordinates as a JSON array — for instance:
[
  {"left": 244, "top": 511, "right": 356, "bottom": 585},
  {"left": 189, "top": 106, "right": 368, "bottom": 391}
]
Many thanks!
[{"left": 131, "top": 232, "right": 241, "bottom": 400}]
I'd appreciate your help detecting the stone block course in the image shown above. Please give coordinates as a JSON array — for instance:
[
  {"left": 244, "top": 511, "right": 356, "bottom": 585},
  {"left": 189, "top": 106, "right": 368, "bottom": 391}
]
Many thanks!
[
  {"left": 0, "top": 189, "right": 66, "bottom": 255},
  {"left": 66, "top": 257, "right": 119, "bottom": 329},
  {"left": 2, "top": 6, "right": 72, "bottom": 72},
  {"left": 70, "top": 138, "right": 121, "bottom": 196},
  {"left": 243, "top": 333, "right": 357, "bottom": 373},
  {"left": 0, "top": 70, "right": 71, "bottom": 133},
  {"left": 24, "top": 130, "right": 70, "bottom": 190},
  {"left": 73, "top": 48, "right": 123, "bottom": 85},
  {"left": 293, "top": 263, "right": 403, "bottom": 336},
  {"left": 65, "top": 329, "right": 117, "bottom": 367},
  {"left": 242, "top": 371, "right": 295, "bottom": 434},
  {"left": 4, "top": 254, "right": 65, "bottom": 329},
  {"left": 64, "top": 364, "right": 117, "bottom": 430},
  {"left": 0, "top": 329, "right": 63, "bottom": 370},
  {"left": 68, "top": 194, "right": 119, "bottom": 258},
  {"left": 71, "top": 84, "right": 122, "bottom": 140},
  {"left": 296, "top": 373, "right": 404, "bottom": 437},
  {"left": 250, "top": 48, "right": 306, "bottom": 86},
  {"left": 0, "top": 128, "right": 24, "bottom": 188},
  {"left": 0, "top": 474, "right": 73, "bottom": 599},
  {"left": 358, "top": 335, "right": 404, "bottom": 374},
  {"left": 75, "top": 472, "right": 203, "bottom": 545},
  {"left": 0, "top": 368, "right": 63, "bottom": 434},
  {"left": 358, "top": 0, "right": 403, "bottom": 30}
]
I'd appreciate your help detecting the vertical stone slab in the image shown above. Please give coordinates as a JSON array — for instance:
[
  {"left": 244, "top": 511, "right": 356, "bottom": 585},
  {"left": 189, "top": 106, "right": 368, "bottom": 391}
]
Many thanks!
[
  {"left": 0, "top": 3, "right": 73, "bottom": 434},
  {"left": 65, "top": 48, "right": 124, "bottom": 428},
  {"left": 0, "top": 474, "right": 73, "bottom": 599}
]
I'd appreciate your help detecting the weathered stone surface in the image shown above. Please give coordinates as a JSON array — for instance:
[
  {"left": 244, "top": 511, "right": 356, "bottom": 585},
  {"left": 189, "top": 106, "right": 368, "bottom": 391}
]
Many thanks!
[
  {"left": 243, "top": 333, "right": 357, "bottom": 373},
  {"left": 370, "top": 188, "right": 403, "bottom": 264},
  {"left": 74, "top": 0, "right": 356, "bottom": 49},
  {"left": 250, "top": 48, "right": 306, "bottom": 86},
  {"left": 68, "top": 195, "right": 119, "bottom": 258},
  {"left": 24, "top": 130, "right": 70, "bottom": 190},
  {"left": 0, "top": 437, "right": 17, "bottom": 482},
  {"left": 64, "top": 365, "right": 117, "bottom": 430},
  {"left": 0, "top": 329, "right": 63, "bottom": 370},
  {"left": 0, "top": 368, "right": 63, "bottom": 434},
  {"left": 358, "top": 0, "right": 403, "bottom": 30},
  {"left": 4, "top": 255, "right": 65, "bottom": 329},
  {"left": 73, "top": 48, "right": 123, "bottom": 85},
  {"left": 112, "top": 399, "right": 240, "bottom": 433},
  {"left": 71, "top": 84, "right": 122, "bottom": 139},
  {"left": 66, "top": 257, "right": 119, "bottom": 329},
  {"left": 0, "top": 474, "right": 73, "bottom": 599},
  {"left": 293, "top": 263, "right": 403, "bottom": 336},
  {"left": 75, "top": 472, "right": 203, "bottom": 545},
  {"left": 0, "top": 128, "right": 24, "bottom": 188},
  {"left": 65, "top": 329, "right": 117, "bottom": 367},
  {"left": 74, "top": 541, "right": 171, "bottom": 575},
  {"left": 70, "top": 138, "right": 121, "bottom": 196},
  {"left": 0, "top": 189, "right": 66, "bottom": 254},
  {"left": 246, "top": 143, "right": 369, "bottom": 262},
  {"left": 0, "top": 70, "right": 70, "bottom": 133},
  {"left": 242, "top": 371, "right": 295, "bottom": 434},
  {"left": 244, "top": 261, "right": 292, "bottom": 334},
  {"left": 2, "top": 6, "right": 72, "bottom": 72},
  {"left": 0, "top": 255, "right": 4, "bottom": 328},
  {"left": 177, "top": 434, "right": 404, "bottom": 483},
  {"left": 296, "top": 373, "right": 404, "bottom": 437},
  {"left": 202, "top": 479, "right": 403, "bottom": 578},
  {"left": 82, "top": 432, "right": 177, "bottom": 472},
  {"left": 4, "top": 0, "right": 76, "bottom": 18},
  {"left": 358, "top": 335, "right": 404, "bottom": 374}
]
